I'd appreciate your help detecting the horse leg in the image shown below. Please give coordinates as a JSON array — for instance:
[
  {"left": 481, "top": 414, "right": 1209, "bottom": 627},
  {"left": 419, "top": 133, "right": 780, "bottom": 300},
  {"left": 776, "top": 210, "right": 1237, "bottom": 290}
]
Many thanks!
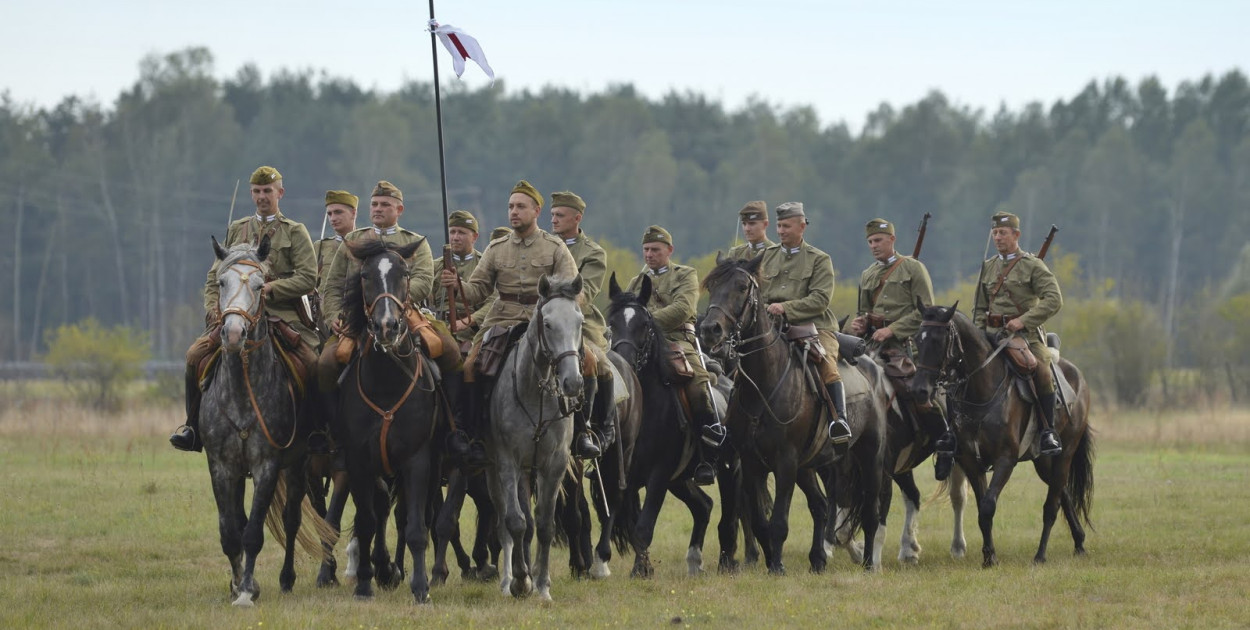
[
  {"left": 795, "top": 468, "right": 828, "bottom": 574},
  {"left": 518, "top": 474, "right": 535, "bottom": 593},
  {"left": 534, "top": 456, "right": 567, "bottom": 602},
  {"left": 590, "top": 466, "right": 617, "bottom": 578},
  {"left": 715, "top": 459, "right": 741, "bottom": 574},
  {"left": 374, "top": 478, "right": 402, "bottom": 589},
  {"left": 401, "top": 447, "right": 434, "bottom": 604},
  {"left": 767, "top": 464, "right": 798, "bottom": 575},
  {"left": 317, "top": 469, "right": 349, "bottom": 587},
  {"left": 949, "top": 464, "right": 969, "bottom": 558},
  {"left": 978, "top": 456, "right": 1018, "bottom": 568},
  {"left": 434, "top": 469, "right": 466, "bottom": 585},
  {"left": 667, "top": 479, "right": 713, "bottom": 576},
  {"left": 467, "top": 474, "right": 499, "bottom": 579},
  {"left": 347, "top": 467, "right": 379, "bottom": 600},
  {"left": 209, "top": 465, "right": 245, "bottom": 602},
  {"left": 279, "top": 465, "right": 308, "bottom": 592},
  {"left": 235, "top": 462, "right": 280, "bottom": 606},
  {"left": 1032, "top": 450, "right": 1072, "bottom": 565},
  {"left": 855, "top": 448, "right": 884, "bottom": 572},
  {"left": 576, "top": 482, "right": 595, "bottom": 578},
  {"left": 494, "top": 461, "right": 530, "bottom": 597},
  {"left": 744, "top": 470, "right": 775, "bottom": 570},
  {"left": 631, "top": 469, "right": 670, "bottom": 578},
  {"left": 894, "top": 471, "right": 923, "bottom": 564},
  {"left": 557, "top": 474, "right": 589, "bottom": 579}
]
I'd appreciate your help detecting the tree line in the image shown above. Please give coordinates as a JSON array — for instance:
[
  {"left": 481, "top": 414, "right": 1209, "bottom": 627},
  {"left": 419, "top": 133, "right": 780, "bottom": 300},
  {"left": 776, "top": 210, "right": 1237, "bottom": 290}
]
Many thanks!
[{"left": 2, "top": 47, "right": 1248, "bottom": 405}]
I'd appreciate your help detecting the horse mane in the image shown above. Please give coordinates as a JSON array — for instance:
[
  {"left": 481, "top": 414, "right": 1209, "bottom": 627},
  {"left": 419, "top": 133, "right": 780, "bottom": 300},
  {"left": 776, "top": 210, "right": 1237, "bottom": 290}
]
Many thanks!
[
  {"left": 606, "top": 287, "right": 670, "bottom": 373},
  {"left": 340, "top": 240, "right": 410, "bottom": 336},
  {"left": 216, "top": 243, "right": 270, "bottom": 278},
  {"left": 701, "top": 256, "right": 759, "bottom": 290}
]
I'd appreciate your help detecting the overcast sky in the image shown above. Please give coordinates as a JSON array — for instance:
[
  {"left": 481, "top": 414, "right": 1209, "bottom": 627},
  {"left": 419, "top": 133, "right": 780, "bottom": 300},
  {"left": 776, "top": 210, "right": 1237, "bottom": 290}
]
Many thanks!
[{"left": 1, "top": 0, "right": 1245, "bottom": 130}]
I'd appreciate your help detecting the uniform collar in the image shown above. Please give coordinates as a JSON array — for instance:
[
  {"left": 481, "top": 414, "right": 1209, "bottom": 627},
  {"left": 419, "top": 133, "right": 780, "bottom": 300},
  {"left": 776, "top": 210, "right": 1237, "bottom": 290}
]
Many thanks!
[
  {"left": 648, "top": 265, "right": 669, "bottom": 277},
  {"left": 255, "top": 213, "right": 278, "bottom": 223},
  {"left": 564, "top": 236, "right": 578, "bottom": 245},
  {"left": 750, "top": 240, "right": 768, "bottom": 250},
  {"left": 784, "top": 242, "right": 803, "bottom": 255},
  {"left": 999, "top": 251, "right": 1019, "bottom": 261},
  {"left": 877, "top": 254, "right": 898, "bottom": 266},
  {"left": 332, "top": 234, "right": 344, "bottom": 242},
  {"left": 511, "top": 228, "right": 540, "bottom": 245},
  {"left": 452, "top": 252, "right": 475, "bottom": 262},
  {"left": 373, "top": 224, "right": 399, "bottom": 236}
]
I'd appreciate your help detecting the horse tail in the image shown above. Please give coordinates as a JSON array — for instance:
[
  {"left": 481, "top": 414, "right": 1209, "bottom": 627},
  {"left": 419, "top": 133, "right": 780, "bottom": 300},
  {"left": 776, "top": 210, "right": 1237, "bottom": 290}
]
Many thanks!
[
  {"left": 264, "top": 474, "right": 339, "bottom": 562},
  {"left": 611, "top": 490, "right": 641, "bottom": 555},
  {"left": 832, "top": 459, "right": 867, "bottom": 540},
  {"left": 1067, "top": 427, "right": 1096, "bottom": 530},
  {"left": 924, "top": 476, "right": 952, "bottom": 508}
]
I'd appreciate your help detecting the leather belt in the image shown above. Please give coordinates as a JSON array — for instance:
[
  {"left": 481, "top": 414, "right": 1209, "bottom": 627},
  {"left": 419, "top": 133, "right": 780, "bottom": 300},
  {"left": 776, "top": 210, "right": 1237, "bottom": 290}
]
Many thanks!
[
  {"left": 866, "top": 313, "right": 890, "bottom": 329},
  {"left": 498, "top": 292, "right": 540, "bottom": 306},
  {"left": 986, "top": 313, "right": 1022, "bottom": 328}
]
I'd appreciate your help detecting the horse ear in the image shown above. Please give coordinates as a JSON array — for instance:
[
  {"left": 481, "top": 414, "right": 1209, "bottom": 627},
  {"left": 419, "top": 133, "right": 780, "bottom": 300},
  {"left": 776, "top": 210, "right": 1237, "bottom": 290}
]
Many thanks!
[
  {"left": 715, "top": 250, "right": 725, "bottom": 266},
  {"left": 838, "top": 314, "right": 849, "bottom": 329},
  {"left": 638, "top": 274, "right": 653, "bottom": 305},
  {"left": 538, "top": 274, "right": 551, "bottom": 299},
  {"left": 569, "top": 273, "right": 584, "bottom": 297},
  {"left": 915, "top": 296, "right": 928, "bottom": 316},
  {"left": 256, "top": 235, "right": 271, "bottom": 262},
  {"left": 394, "top": 239, "right": 424, "bottom": 259},
  {"left": 944, "top": 300, "right": 960, "bottom": 322},
  {"left": 212, "top": 235, "right": 227, "bottom": 260},
  {"left": 608, "top": 272, "right": 621, "bottom": 298},
  {"left": 745, "top": 255, "right": 764, "bottom": 275}
]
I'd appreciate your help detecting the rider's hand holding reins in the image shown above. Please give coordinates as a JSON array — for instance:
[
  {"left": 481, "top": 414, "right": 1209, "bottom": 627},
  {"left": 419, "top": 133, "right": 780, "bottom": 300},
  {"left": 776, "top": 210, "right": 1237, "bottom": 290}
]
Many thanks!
[
  {"left": 439, "top": 268, "right": 459, "bottom": 288},
  {"left": 871, "top": 326, "right": 895, "bottom": 342},
  {"left": 766, "top": 302, "right": 786, "bottom": 316},
  {"left": 1005, "top": 318, "right": 1025, "bottom": 333}
]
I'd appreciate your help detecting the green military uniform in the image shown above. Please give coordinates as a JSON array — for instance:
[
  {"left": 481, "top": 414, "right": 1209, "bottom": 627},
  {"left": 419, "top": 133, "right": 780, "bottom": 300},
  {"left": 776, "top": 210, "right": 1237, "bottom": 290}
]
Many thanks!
[
  {"left": 431, "top": 248, "right": 492, "bottom": 343},
  {"left": 728, "top": 201, "right": 775, "bottom": 260},
  {"left": 319, "top": 224, "right": 434, "bottom": 326},
  {"left": 461, "top": 228, "right": 578, "bottom": 341},
  {"left": 625, "top": 227, "right": 713, "bottom": 414},
  {"left": 758, "top": 238, "right": 841, "bottom": 383},
  {"left": 849, "top": 221, "right": 935, "bottom": 355},
  {"left": 314, "top": 236, "right": 344, "bottom": 279},
  {"left": 551, "top": 191, "right": 608, "bottom": 350}
]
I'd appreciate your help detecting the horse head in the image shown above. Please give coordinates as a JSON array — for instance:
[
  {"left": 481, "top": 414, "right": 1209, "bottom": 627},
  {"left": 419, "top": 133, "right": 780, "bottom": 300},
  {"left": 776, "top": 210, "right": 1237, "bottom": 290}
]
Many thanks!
[
  {"left": 910, "top": 299, "right": 959, "bottom": 404},
  {"left": 607, "top": 272, "right": 659, "bottom": 372},
  {"left": 346, "top": 238, "right": 423, "bottom": 352},
  {"left": 213, "top": 235, "right": 271, "bottom": 353},
  {"left": 699, "top": 254, "right": 764, "bottom": 357},
  {"left": 535, "top": 274, "right": 585, "bottom": 398}
]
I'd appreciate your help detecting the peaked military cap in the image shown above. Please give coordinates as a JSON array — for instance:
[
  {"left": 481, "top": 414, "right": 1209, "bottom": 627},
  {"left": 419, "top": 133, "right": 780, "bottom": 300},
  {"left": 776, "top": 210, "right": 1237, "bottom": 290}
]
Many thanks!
[
  {"left": 739, "top": 200, "right": 768, "bottom": 222},
  {"left": 865, "top": 218, "right": 894, "bottom": 237},
  {"left": 991, "top": 210, "right": 1020, "bottom": 229},
  {"left": 511, "top": 180, "right": 544, "bottom": 207},
  {"left": 250, "top": 166, "right": 282, "bottom": 185},
  {"left": 775, "top": 201, "right": 806, "bottom": 221},
  {"left": 449, "top": 209, "right": 479, "bottom": 233},
  {"left": 324, "top": 190, "right": 358, "bottom": 209},
  {"left": 372, "top": 180, "right": 403, "bottom": 201},
  {"left": 550, "top": 191, "right": 586, "bottom": 213},
  {"left": 490, "top": 226, "right": 513, "bottom": 241},
  {"left": 642, "top": 225, "right": 673, "bottom": 246}
]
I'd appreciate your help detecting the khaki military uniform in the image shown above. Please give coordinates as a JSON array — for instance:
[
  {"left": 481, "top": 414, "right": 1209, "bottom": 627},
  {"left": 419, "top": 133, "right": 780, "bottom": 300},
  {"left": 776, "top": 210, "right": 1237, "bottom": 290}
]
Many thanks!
[
  {"left": 203, "top": 213, "right": 319, "bottom": 348},
  {"left": 848, "top": 254, "right": 935, "bottom": 355},
  {"left": 429, "top": 249, "right": 494, "bottom": 344},
  {"left": 626, "top": 264, "right": 713, "bottom": 411},
  {"left": 973, "top": 250, "right": 1063, "bottom": 394},
  {"left": 758, "top": 241, "right": 842, "bottom": 384},
  {"left": 563, "top": 231, "right": 608, "bottom": 350},
  {"left": 727, "top": 238, "right": 775, "bottom": 261},
  {"left": 314, "top": 236, "right": 343, "bottom": 279}
]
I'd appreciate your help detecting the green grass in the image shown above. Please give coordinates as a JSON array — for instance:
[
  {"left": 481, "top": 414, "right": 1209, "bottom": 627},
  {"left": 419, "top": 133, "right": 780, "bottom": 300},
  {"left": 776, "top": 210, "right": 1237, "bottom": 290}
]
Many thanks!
[{"left": 1, "top": 408, "right": 1249, "bottom": 628}]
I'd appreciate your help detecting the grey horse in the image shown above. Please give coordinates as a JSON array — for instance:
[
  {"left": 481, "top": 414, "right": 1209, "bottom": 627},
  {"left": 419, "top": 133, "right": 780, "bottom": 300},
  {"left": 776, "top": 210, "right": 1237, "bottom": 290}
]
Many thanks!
[
  {"left": 486, "top": 274, "right": 584, "bottom": 601},
  {"left": 201, "top": 236, "right": 314, "bottom": 606}
]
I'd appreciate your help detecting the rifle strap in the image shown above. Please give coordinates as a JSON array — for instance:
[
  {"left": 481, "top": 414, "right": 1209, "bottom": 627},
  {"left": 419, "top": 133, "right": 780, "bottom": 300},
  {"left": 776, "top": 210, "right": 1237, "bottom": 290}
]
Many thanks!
[
  {"left": 989, "top": 257, "right": 1023, "bottom": 302},
  {"left": 870, "top": 257, "right": 906, "bottom": 309}
]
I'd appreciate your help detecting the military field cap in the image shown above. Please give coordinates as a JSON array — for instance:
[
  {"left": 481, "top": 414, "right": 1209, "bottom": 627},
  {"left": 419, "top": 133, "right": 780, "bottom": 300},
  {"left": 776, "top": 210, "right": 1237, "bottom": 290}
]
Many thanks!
[
  {"left": 250, "top": 166, "right": 282, "bottom": 185},
  {"left": 449, "top": 209, "right": 479, "bottom": 233},
  {"left": 775, "top": 201, "right": 806, "bottom": 221},
  {"left": 490, "top": 226, "right": 513, "bottom": 241},
  {"left": 324, "top": 190, "right": 358, "bottom": 210},
  {"left": 642, "top": 225, "right": 673, "bottom": 246},
  {"left": 865, "top": 218, "right": 895, "bottom": 237},
  {"left": 739, "top": 200, "right": 768, "bottom": 222},
  {"left": 372, "top": 180, "right": 403, "bottom": 201},
  {"left": 991, "top": 211, "right": 1020, "bottom": 229},
  {"left": 550, "top": 191, "right": 586, "bottom": 214},
  {"left": 511, "top": 180, "right": 544, "bottom": 207}
]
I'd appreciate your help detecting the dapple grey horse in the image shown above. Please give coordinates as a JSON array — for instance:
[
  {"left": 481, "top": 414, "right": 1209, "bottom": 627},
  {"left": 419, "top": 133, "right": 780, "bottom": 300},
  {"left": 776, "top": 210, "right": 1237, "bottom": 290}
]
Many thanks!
[{"left": 487, "top": 274, "right": 585, "bottom": 601}]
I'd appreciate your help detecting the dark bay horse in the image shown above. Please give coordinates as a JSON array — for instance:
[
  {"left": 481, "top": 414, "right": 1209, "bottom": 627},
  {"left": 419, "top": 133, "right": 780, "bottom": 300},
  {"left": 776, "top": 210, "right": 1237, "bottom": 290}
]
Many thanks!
[
  {"left": 201, "top": 236, "right": 327, "bottom": 606},
  {"left": 487, "top": 274, "right": 585, "bottom": 601},
  {"left": 911, "top": 304, "right": 1094, "bottom": 567},
  {"left": 600, "top": 273, "right": 732, "bottom": 578},
  {"left": 700, "top": 255, "right": 890, "bottom": 574},
  {"left": 334, "top": 239, "right": 443, "bottom": 603}
]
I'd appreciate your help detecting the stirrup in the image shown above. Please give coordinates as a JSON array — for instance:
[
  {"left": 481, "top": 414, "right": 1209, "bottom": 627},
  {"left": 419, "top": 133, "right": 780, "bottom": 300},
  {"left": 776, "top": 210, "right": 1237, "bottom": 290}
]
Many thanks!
[
  {"left": 828, "top": 419, "right": 851, "bottom": 456},
  {"left": 701, "top": 423, "right": 727, "bottom": 448},
  {"left": 169, "top": 425, "right": 202, "bottom": 453},
  {"left": 693, "top": 462, "right": 716, "bottom": 486},
  {"left": 1039, "top": 431, "right": 1062, "bottom": 456},
  {"left": 574, "top": 431, "right": 602, "bottom": 459}
]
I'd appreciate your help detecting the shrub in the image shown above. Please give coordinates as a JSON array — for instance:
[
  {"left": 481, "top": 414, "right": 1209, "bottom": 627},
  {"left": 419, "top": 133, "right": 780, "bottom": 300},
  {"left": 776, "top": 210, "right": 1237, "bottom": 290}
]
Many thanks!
[{"left": 42, "top": 318, "right": 152, "bottom": 410}]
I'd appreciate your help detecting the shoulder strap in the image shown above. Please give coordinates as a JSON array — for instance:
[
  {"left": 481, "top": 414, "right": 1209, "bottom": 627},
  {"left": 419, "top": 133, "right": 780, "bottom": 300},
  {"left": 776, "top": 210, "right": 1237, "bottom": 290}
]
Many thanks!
[
  {"left": 869, "top": 258, "right": 906, "bottom": 308},
  {"left": 989, "top": 257, "right": 1023, "bottom": 301}
]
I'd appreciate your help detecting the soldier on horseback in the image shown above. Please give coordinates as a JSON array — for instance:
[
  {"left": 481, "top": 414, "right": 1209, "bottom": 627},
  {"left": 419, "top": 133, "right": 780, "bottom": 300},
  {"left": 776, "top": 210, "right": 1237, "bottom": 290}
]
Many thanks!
[
  {"left": 549, "top": 191, "right": 616, "bottom": 460},
  {"left": 171, "top": 165, "right": 319, "bottom": 452},
  {"left": 727, "top": 201, "right": 774, "bottom": 261},
  {"left": 973, "top": 210, "right": 1064, "bottom": 456},
  {"left": 625, "top": 225, "right": 724, "bottom": 486},
  {"left": 442, "top": 181, "right": 615, "bottom": 465},
  {"left": 756, "top": 202, "right": 852, "bottom": 450},
  {"left": 846, "top": 218, "right": 955, "bottom": 480},
  {"left": 429, "top": 209, "right": 494, "bottom": 346}
]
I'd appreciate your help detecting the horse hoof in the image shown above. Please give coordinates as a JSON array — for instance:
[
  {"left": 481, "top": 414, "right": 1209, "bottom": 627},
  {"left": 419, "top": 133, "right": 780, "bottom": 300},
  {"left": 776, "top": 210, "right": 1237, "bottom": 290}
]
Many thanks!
[
  {"left": 1074, "top": 547, "right": 1087, "bottom": 557},
  {"left": 590, "top": 558, "right": 611, "bottom": 579},
  {"left": 412, "top": 592, "right": 432, "bottom": 605},
  {"left": 317, "top": 576, "right": 340, "bottom": 589},
  {"left": 899, "top": 554, "right": 920, "bottom": 566},
  {"left": 231, "top": 592, "right": 255, "bottom": 607},
  {"left": 476, "top": 565, "right": 499, "bottom": 581},
  {"left": 1033, "top": 555, "right": 1047, "bottom": 565},
  {"left": 538, "top": 588, "right": 553, "bottom": 603}
]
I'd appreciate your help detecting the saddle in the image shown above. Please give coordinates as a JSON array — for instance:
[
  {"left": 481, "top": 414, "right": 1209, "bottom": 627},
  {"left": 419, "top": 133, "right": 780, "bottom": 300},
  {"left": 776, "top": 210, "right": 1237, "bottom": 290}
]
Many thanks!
[
  {"left": 474, "top": 323, "right": 529, "bottom": 379},
  {"left": 783, "top": 322, "right": 827, "bottom": 366},
  {"left": 195, "top": 318, "right": 312, "bottom": 397}
]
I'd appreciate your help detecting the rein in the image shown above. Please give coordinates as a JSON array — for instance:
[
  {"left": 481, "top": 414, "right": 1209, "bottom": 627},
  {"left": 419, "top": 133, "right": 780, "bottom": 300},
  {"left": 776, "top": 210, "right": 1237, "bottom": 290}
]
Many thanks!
[
  {"left": 355, "top": 343, "right": 425, "bottom": 477},
  {"left": 915, "top": 318, "right": 1014, "bottom": 417}
]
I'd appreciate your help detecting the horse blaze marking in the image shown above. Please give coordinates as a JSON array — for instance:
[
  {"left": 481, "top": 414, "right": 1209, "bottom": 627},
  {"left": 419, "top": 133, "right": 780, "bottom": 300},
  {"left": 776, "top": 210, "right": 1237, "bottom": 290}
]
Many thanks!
[
  {"left": 623, "top": 307, "right": 636, "bottom": 327},
  {"left": 377, "top": 258, "right": 393, "bottom": 294}
]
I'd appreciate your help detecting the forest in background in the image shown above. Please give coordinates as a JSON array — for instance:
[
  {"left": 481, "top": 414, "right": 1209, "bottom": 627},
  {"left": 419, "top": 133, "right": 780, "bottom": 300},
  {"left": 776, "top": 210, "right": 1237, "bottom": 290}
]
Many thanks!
[{"left": 2, "top": 47, "right": 1249, "bottom": 406}]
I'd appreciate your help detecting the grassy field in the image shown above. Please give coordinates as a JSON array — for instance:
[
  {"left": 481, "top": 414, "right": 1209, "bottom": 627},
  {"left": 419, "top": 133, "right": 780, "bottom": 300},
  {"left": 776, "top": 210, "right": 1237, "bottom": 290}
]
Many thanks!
[{"left": 2, "top": 402, "right": 1249, "bottom": 629}]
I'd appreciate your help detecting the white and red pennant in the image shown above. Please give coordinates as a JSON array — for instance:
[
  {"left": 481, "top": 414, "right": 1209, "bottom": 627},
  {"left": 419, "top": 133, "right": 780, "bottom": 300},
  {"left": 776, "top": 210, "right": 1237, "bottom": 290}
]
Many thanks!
[{"left": 429, "top": 20, "right": 495, "bottom": 81}]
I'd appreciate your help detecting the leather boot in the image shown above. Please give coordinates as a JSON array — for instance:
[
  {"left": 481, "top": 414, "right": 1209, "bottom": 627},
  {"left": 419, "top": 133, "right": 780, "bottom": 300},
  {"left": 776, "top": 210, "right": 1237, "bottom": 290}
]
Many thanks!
[
  {"left": 926, "top": 405, "right": 956, "bottom": 481},
  {"left": 573, "top": 377, "right": 602, "bottom": 459},
  {"left": 1038, "top": 392, "right": 1062, "bottom": 456},
  {"left": 692, "top": 405, "right": 721, "bottom": 486},
  {"left": 592, "top": 374, "right": 616, "bottom": 450},
  {"left": 171, "top": 364, "right": 203, "bottom": 452},
  {"left": 826, "top": 381, "right": 851, "bottom": 455},
  {"left": 444, "top": 376, "right": 472, "bottom": 458}
]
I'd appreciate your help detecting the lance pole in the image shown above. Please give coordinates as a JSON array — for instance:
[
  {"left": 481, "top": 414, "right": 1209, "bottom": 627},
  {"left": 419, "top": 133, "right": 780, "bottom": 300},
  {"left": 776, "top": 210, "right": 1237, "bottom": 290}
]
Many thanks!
[{"left": 429, "top": 0, "right": 451, "bottom": 243}]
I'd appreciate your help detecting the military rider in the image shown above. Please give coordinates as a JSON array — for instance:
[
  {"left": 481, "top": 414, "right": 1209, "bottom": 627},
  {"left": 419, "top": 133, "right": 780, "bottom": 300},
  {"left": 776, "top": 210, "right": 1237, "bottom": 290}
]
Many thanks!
[
  {"left": 171, "top": 165, "right": 318, "bottom": 451},
  {"left": 440, "top": 181, "right": 586, "bottom": 464},
  {"left": 312, "top": 190, "right": 359, "bottom": 336},
  {"left": 626, "top": 226, "right": 724, "bottom": 486},
  {"left": 550, "top": 190, "right": 616, "bottom": 459},
  {"left": 429, "top": 210, "right": 494, "bottom": 345},
  {"left": 757, "top": 203, "right": 852, "bottom": 449},
  {"left": 846, "top": 218, "right": 955, "bottom": 479},
  {"left": 973, "top": 210, "right": 1064, "bottom": 455},
  {"left": 727, "top": 200, "right": 775, "bottom": 261}
]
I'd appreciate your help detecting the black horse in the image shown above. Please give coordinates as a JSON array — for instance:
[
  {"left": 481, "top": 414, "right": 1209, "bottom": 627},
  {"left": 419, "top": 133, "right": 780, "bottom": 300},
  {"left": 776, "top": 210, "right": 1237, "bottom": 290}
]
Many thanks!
[
  {"left": 604, "top": 273, "right": 736, "bottom": 578},
  {"left": 333, "top": 239, "right": 443, "bottom": 603},
  {"left": 911, "top": 304, "right": 1094, "bottom": 566}
]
